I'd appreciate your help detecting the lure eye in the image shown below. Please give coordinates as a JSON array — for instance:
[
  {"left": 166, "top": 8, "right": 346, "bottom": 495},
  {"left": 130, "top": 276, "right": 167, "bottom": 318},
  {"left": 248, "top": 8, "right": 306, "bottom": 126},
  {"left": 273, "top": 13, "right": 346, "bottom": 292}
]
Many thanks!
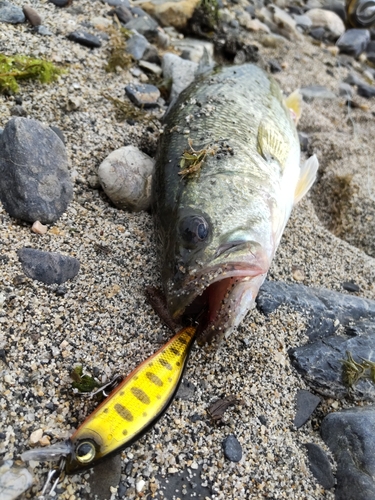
[
  {"left": 179, "top": 215, "right": 209, "bottom": 248},
  {"left": 75, "top": 440, "right": 96, "bottom": 464}
]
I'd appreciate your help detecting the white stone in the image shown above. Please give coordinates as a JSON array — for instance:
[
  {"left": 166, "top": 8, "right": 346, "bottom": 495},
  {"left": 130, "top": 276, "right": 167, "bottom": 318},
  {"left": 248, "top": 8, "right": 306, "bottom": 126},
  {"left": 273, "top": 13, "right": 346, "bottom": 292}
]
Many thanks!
[
  {"left": 29, "top": 429, "right": 43, "bottom": 445},
  {"left": 136, "top": 479, "right": 146, "bottom": 493},
  {"left": 98, "top": 146, "right": 155, "bottom": 212},
  {"left": 306, "top": 8, "right": 345, "bottom": 39},
  {"left": 31, "top": 221, "right": 48, "bottom": 235},
  {"left": 162, "top": 53, "right": 198, "bottom": 102}
]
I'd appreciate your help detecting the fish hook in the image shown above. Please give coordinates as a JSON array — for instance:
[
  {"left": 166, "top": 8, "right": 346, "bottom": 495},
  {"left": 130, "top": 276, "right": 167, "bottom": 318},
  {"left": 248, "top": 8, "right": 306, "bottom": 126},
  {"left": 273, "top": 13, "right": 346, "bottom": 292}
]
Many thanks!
[{"left": 39, "top": 457, "right": 66, "bottom": 498}]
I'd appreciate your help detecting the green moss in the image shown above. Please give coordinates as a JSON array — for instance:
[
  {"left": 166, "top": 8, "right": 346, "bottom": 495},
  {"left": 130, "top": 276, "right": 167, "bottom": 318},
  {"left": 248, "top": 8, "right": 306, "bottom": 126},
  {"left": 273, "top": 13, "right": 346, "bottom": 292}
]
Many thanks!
[
  {"left": 0, "top": 53, "right": 64, "bottom": 94},
  {"left": 71, "top": 365, "right": 100, "bottom": 393}
]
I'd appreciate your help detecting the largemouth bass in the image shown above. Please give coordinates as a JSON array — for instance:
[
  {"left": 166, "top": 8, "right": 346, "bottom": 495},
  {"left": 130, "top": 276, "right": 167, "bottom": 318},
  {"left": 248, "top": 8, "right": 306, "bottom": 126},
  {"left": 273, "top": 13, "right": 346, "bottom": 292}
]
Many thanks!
[{"left": 153, "top": 64, "right": 318, "bottom": 343}]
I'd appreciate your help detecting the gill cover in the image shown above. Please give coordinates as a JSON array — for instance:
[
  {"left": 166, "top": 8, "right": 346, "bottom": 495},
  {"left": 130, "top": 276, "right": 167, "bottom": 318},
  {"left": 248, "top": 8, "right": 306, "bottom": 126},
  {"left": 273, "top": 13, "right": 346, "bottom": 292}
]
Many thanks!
[{"left": 65, "top": 327, "right": 196, "bottom": 473}]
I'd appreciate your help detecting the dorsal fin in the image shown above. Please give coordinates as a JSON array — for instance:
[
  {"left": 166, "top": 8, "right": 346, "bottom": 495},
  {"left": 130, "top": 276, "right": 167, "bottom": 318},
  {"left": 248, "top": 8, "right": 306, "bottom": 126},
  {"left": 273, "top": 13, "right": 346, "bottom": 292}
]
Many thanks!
[
  {"left": 294, "top": 154, "right": 319, "bottom": 204},
  {"left": 285, "top": 90, "right": 302, "bottom": 124}
]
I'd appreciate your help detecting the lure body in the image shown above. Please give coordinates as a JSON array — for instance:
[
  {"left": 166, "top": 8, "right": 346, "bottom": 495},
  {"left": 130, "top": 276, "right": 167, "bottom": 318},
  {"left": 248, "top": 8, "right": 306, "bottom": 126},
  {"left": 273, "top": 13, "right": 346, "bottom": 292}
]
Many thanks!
[{"left": 64, "top": 326, "right": 196, "bottom": 473}]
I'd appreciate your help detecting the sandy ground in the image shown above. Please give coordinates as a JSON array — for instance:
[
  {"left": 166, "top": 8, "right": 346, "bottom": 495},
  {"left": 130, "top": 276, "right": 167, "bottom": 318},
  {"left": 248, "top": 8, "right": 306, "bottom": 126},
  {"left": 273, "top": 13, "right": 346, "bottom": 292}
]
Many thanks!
[{"left": 1, "top": 1, "right": 375, "bottom": 499}]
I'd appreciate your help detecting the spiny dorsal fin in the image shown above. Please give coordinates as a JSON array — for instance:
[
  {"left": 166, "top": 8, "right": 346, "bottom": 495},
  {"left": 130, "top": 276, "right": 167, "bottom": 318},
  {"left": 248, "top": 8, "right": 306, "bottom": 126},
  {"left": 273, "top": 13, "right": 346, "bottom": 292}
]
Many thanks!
[
  {"left": 285, "top": 90, "right": 302, "bottom": 124},
  {"left": 294, "top": 154, "right": 319, "bottom": 204}
]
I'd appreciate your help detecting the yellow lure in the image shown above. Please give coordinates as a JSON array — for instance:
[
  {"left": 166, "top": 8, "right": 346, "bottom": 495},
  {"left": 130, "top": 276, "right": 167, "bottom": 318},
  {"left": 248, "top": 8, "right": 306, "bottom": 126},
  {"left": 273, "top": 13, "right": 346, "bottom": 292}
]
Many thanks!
[{"left": 65, "top": 327, "right": 196, "bottom": 473}]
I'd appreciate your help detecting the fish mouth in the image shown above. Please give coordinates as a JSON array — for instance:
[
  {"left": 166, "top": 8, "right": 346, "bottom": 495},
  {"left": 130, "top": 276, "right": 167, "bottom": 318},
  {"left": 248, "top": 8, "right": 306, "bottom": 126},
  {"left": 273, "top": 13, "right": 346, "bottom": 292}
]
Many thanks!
[{"left": 168, "top": 246, "right": 269, "bottom": 343}]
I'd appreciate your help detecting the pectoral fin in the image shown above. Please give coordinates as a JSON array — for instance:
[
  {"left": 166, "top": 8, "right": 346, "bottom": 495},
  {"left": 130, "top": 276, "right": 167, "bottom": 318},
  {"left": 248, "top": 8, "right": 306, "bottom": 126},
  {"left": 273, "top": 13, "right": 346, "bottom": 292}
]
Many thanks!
[
  {"left": 294, "top": 154, "right": 319, "bottom": 204},
  {"left": 285, "top": 90, "right": 302, "bottom": 124}
]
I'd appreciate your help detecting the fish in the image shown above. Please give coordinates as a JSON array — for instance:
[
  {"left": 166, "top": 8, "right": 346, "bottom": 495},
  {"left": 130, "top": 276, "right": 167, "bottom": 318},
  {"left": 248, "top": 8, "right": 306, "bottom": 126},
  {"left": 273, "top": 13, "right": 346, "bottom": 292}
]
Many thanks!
[
  {"left": 153, "top": 64, "right": 318, "bottom": 344},
  {"left": 22, "top": 326, "right": 196, "bottom": 476},
  {"left": 345, "top": 0, "right": 375, "bottom": 28}
]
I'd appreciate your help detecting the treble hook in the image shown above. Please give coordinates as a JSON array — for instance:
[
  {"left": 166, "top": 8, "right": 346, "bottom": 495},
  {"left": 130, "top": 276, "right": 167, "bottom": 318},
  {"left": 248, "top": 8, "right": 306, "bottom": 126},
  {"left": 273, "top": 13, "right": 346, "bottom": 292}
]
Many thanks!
[
  {"left": 74, "top": 374, "right": 124, "bottom": 398},
  {"left": 39, "top": 457, "right": 66, "bottom": 498}
]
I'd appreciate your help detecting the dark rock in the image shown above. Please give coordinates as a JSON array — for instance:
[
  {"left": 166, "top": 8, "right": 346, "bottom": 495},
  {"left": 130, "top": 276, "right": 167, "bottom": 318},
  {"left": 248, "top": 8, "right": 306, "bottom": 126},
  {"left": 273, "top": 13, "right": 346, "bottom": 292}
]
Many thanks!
[
  {"left": 0, "top": 1, "right": 25, "bottom": 23},
  {"left": 102, "top": 0, "right": 130, "bottom": 6},
  {"left": 289, "top": 329, "right": 375, "bottom": 401},
  {"left": 67, "top": 30, "right": 102, "bottom": 48},
  {"left": 125, "top": 15, "right": 159, "bottom": 42},
  {"left": 10, "top": 105, "right": 27, "bottom": 117},
  {"left": 298, "top": 132, "right": 309, "bottom": 151},
  {"left": 304, "top": 443, "right": 335, "bottom": 489},
  {"left": 256, "top": 281, "right": 375, "bottom": 341},
  {"left": 49, "top": 0, "right": 70, "bottom": 6},
  {"left": 18, "top": 248, "right": 80, "bottom": 285},
  {"left": 258, "top": 415, "right": 268, "bottom": 426},
  {"left": 344, "top": 72, "right": 365, "bottom": 86},
  {"left": 22, "top": 5, "right": 42, "bottom": 26},
  {"left": 176, "top": 378, "right": 196, "bottom": 401},
  {"left": 294, "top": 390, "right": 321, "bottom": 428},
  {"left": 223, "top": 435, "right": 242, "bottom": 462},
  {"left": 108, "top": 5, "right": 132, "bottom": 23},
  {"left": 125, "top": 83, "right": 160, "bottom": 108},
  {"left": 357, "top": 82, "right": 375, "bottom": 98},
  {"left": 342, "top": 281, "right": 360, "bottom": 293},
  {"left": 34, "top": 25, "right": 53, "bottom": 36},
  {"left": 50, "top": 126, "right": 65, "bottom": 144},
  {"left": 321, "top": 406, "right": 375, "bottom": 499},
  {"left": 309, "top": 27, "right": 327, "bottom": 40},
  {"left": 155, "top": 464, "right": 211, "bottom": 498},
  {"left": 269, "top": 59, "right": 282, "bottom": 73},
  {"left": 55, "top": 285, "right": 67, "bottom": 296},
  {"left": 87, "top": 453, "right": 122, "bottom": 500},
  {"left": 336, "top": 29, "right": 370, "bottom": 57},
  {"left": 0, "top": 117, "right": 73, "bottom": 224}
]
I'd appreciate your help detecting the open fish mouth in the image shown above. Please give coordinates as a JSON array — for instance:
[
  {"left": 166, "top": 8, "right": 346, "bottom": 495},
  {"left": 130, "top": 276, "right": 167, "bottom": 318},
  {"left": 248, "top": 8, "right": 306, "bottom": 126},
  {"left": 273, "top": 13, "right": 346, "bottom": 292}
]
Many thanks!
[{"left": 168, "top": 259, "right": 268, "bottom": 344}]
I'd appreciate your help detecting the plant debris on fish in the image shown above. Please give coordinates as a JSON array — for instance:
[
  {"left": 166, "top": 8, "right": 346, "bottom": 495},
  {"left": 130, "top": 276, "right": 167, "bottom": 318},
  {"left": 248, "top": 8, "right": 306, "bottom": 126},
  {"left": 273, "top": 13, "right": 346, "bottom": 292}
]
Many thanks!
[{"left": 153, "top": 64, "right": 319, "bottom": 344}]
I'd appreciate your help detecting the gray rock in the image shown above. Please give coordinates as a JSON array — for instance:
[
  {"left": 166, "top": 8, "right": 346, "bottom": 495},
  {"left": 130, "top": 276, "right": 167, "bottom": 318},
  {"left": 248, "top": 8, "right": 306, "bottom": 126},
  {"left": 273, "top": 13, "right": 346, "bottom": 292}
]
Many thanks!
[
  {"left": 18, "top": 248, "right": 80, "bottom": 285},
  {"left": 126, "top": 31, "right": 149, "bottom": 60},
  {"left": 34, "top": 25, "right": 53, "bottom": 36},
  {"left": 357, "top": 82, "right": 375, "bottom": 98},
  {"left": 49, "top": 0, "right": 70, "bottom": 6},
  {"left": 309, "top": 26, "right": 327, "bottom": 40},
  {"left": 109, "top": 5, "right": 132, "bottom": 24},
  {"left": 344, "top": 72, "right": 366, "bottom": 86},
  {"left": 176, "top": 378, "right": 196, "bottom": 401},
  {"left": 125, "top": 83, "right": 160, "bottom": 108},
  {"left": 0, "top": 118, "right": 73, "bottom": 224},
  {"left": 223, "top": 435, "right": 242, "bottom": 462},
  {"left": 0, "top": 1, "right": 25, "bottom": 23},
  {"left": 162, "top": 53, "right": 198, "bottom": 103},
  {"left": 67, "top": 30, "right": 102, "bottom": 48},
  {"left": 172, "top": 38, "right": 214, "bottom": 63},
  {"left": 98, "top": 145, "right": 155, "bottom": 212},
  {"left": 293, "top": 14, "right": 313, "bottom": 30},
  {"left": 304, "top": 443, "right": 335, "bottom": 490},
  {"left": 294, "top": 390, "right": 321, "bottom": 428},
  {"left": 300, "top": 85, "right": 336, "bottom": 100},
  {"left": 321, "top": 406, "right": 375, "bottom": 499},
  {"left": 336, "top": 29, "right": 370, "bottom": 57},
  {"left": 10, "top": 105, "right": 27, "bottom": 117},
  {"left": 271, "top": 5, "right": 303, "bottom": 41},
  {"left": 125, "top": 14, "right": 158, "bottom": 42}
]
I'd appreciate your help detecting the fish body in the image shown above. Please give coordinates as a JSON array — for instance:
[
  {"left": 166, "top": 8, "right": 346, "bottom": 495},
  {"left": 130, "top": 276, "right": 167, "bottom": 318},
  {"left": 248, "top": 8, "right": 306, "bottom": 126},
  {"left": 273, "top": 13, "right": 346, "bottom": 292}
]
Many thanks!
[{"left": 153, "top": 64, "right": 318, "bottom": 343}]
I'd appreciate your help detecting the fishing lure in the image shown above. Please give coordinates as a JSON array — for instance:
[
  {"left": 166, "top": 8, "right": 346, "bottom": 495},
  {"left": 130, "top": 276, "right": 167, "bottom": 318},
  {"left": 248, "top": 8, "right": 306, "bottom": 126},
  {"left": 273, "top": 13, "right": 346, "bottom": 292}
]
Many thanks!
[
  {"left": 22, "top": 327, "right": 196, "bottom": 493},
  {"left": 346, "top": 0, "right": 375, "bottom": 27}
]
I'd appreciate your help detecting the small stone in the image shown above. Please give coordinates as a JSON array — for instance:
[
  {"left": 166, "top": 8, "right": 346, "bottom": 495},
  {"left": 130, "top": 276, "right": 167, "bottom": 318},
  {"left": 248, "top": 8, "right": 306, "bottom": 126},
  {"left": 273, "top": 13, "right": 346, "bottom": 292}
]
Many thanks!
[
  {"left": 67, "top": 31, "right": 102, "bottom": 48},
  {"left": 125, "top": 14, "right": 158, "bottom": 42},
  {"left": 294, "top": 390, "right": 321, "bottom": 428},
  {"left": 126, "top": 31, "right": 150, "bottom": 60},
  {"left": 98, "top": 145, "right": 155, "bottom": 211},
  {"left": 300, "top": 85, "right": 336, "bottom": 100},
  {"left": 22, "top": 5, "right": 41, "bottom": 26},
  {"left": 18, "top": 248, "right": 80, "bottom": 285},
  {"left": 138, "top": 0, "right": 200, "bottom": 30},
  {"left": 269, "top": 60, "right": 282, "bottom": 73},
  {"left": 102, "top": 0, "right": 130, "bottom": 6},
  {"left": 31, "top": 221, "right": 48, "bottom": 235},
  {"left": 298, "top": 132, "right": 309, "bottom": 152},
  {"left": 342, "top": 281, "right": 360, "bottom": 293},
  {"left": 109, "top": 5, "right": 132, "bottom": 24},
  {"left": 65, "top": 96, "right": 84, "bottom": 111},
  {"left": 309, "top": 26, "right": 327, "bottom": 40},
  {"left": 49, "top": 0, "right": 70, "bottom": 6},
  {"left": 172, "top": 38, "right": 214, "bottom": 63},
  {"left": 39, "top": 435, "right": 51, "bottom": 446},
  {"left": 222, "top": 435, "right": 242, "bottom": 462},
  {"left": 336, "top": 29, "right": 370, "bottom": 57},
  {"left": 10, "top": 105, "right": 27, "bottom": 117},
  {"left": 34, "top": 25, "right": 53, "bottom": 36},
  {"left": 136, "top": 479, "right": 145, "bottom": 493},
  {"left": 293, "top": 14, "right": 313, "bottom": 30},
  {"left": 357, "top": 82, "right": 375, "bottom": 98},
  {"left": 176, "top": 379, "right": 196, "bottom": 401},
  {"left": 304, "top": 443, "right": 335, "bottom": 489},
  {"left": 162, "top": 53, "right": 198, "bottom": 102},
  {"left": 29, "top": 429, "right": 43, "bottom": 445},
  {"left": 125, "top": 83, "right": 160, "bottom": 108},
  {"left": 0, "top": 0, "right": 25, "bottom": 23},
  {"left": 271, "top": 5, "right": 302, "bottom": 41},
  {"left": 292, "top": 266, "right": 305, "bottom": 281},
  {"left": 306, "top": 8, "right": 345, "bottom": 40},
  {"left": 139, "top": 60, "right": 162, "bottom": 75},
  {"left": 0, "top": 117, "right": 73, "bottom": 224}
]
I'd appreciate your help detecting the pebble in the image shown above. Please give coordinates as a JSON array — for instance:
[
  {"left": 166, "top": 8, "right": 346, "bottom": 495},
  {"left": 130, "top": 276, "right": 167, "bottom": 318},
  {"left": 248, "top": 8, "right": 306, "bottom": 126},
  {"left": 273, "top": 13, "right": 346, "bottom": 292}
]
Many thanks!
[
  {"left": 336, "top": 29, "right": 370, "bottom": 57},
  {"left": 0, "top": 117, "right": 73, "bottom": 224},
  {"left": 67, "top": 30, "right": 102, "bottom": 48},
  {"left": 109, "top": 5, "right": 132, "bottom": 24},
  {"left": 293, "top": 390, "right": 321, "bottom": 428},
  {"left": 342, "top": 281, "right": 360, "bottom": 292},
  {"left": 222, "top": 435, "right": 242, "bottom": 462},
  {"left": 125, "top": 14, "right": 159, "bottom": 42},
  {"left": 22, "top": 5, "right": 41, "bottom": 26},
  {"left": 125, "top": 83, "right": 160, "bottom": 108},
  {"left": 10, "top": 104, "right": 27, "bottom": 117},
  {"left": 321, "top": 406, "right": 375, "bottom": 499},
  {"left": 102, "top": 0, "right": 130, "bottom": 6},
  {"left": 34, "top": 24, "right": 53, "bottom": 36},
  {"left": 18, "top": 248, "right": 80, "bottom": 285},
  {"left": 126, "top": 31, "right": 150, "bottom": 60},
  {"left": 0, "top": 462, "right": 33, "bottom": 500},
  {"left": 98, "top": 145, "right": 155, "bottom": 211},
  {"left": 304, "top": 443, "right": 335, "bottom": 489},
  {"left": 139, "top": 0, "right": 200, "bottom": 30},
  {"left": 31, "top": 221, "right": 48, "bottom": 235},
  {"left": 49, "top": 0, "right": 70, "bottom": 6},
  {"left": 162, "top": 53, "right": 198, "bottom": 102},
  {"left": 138, "top": 60, "right": 162, "bottom": 75},
  {"left": 357, "top": 81, "right": 375, "bottom": 98},
  {"left": 0, "top": 0, "right": 25, "bottom": 23},
  {"left": 271, "top": 5, "right": 302, "bottom": 41},
  {"left": 306, "top": 8, "right": 345, "bottom": 40},
  {"left": 293, "top": 14, "right": 313, "bottom": 30},
  {"left": 269, "top": 59, "right": 282, "bottom": 73},
  {"left": 29, "top": 428, "right": 43, "bottom": 444},
  {"left": 300, "top": 85, "right": 336, "bottom": 100},
  {"left": 172, "top": 38, "right": 214, "bottom": 63},
  {"left": 136, "top": 479, "right": 146, "bottom": 493}
]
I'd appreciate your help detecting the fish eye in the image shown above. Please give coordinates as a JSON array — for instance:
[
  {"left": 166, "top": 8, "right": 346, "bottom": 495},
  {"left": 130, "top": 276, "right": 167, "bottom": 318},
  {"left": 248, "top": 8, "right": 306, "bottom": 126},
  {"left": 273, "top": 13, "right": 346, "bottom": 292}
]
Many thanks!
[
  {"left": 179, "top": 215, "right": 209, "bottom": 248},
  {"left": 75, "top": 440, "right": 96, "bottom": 464}
]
